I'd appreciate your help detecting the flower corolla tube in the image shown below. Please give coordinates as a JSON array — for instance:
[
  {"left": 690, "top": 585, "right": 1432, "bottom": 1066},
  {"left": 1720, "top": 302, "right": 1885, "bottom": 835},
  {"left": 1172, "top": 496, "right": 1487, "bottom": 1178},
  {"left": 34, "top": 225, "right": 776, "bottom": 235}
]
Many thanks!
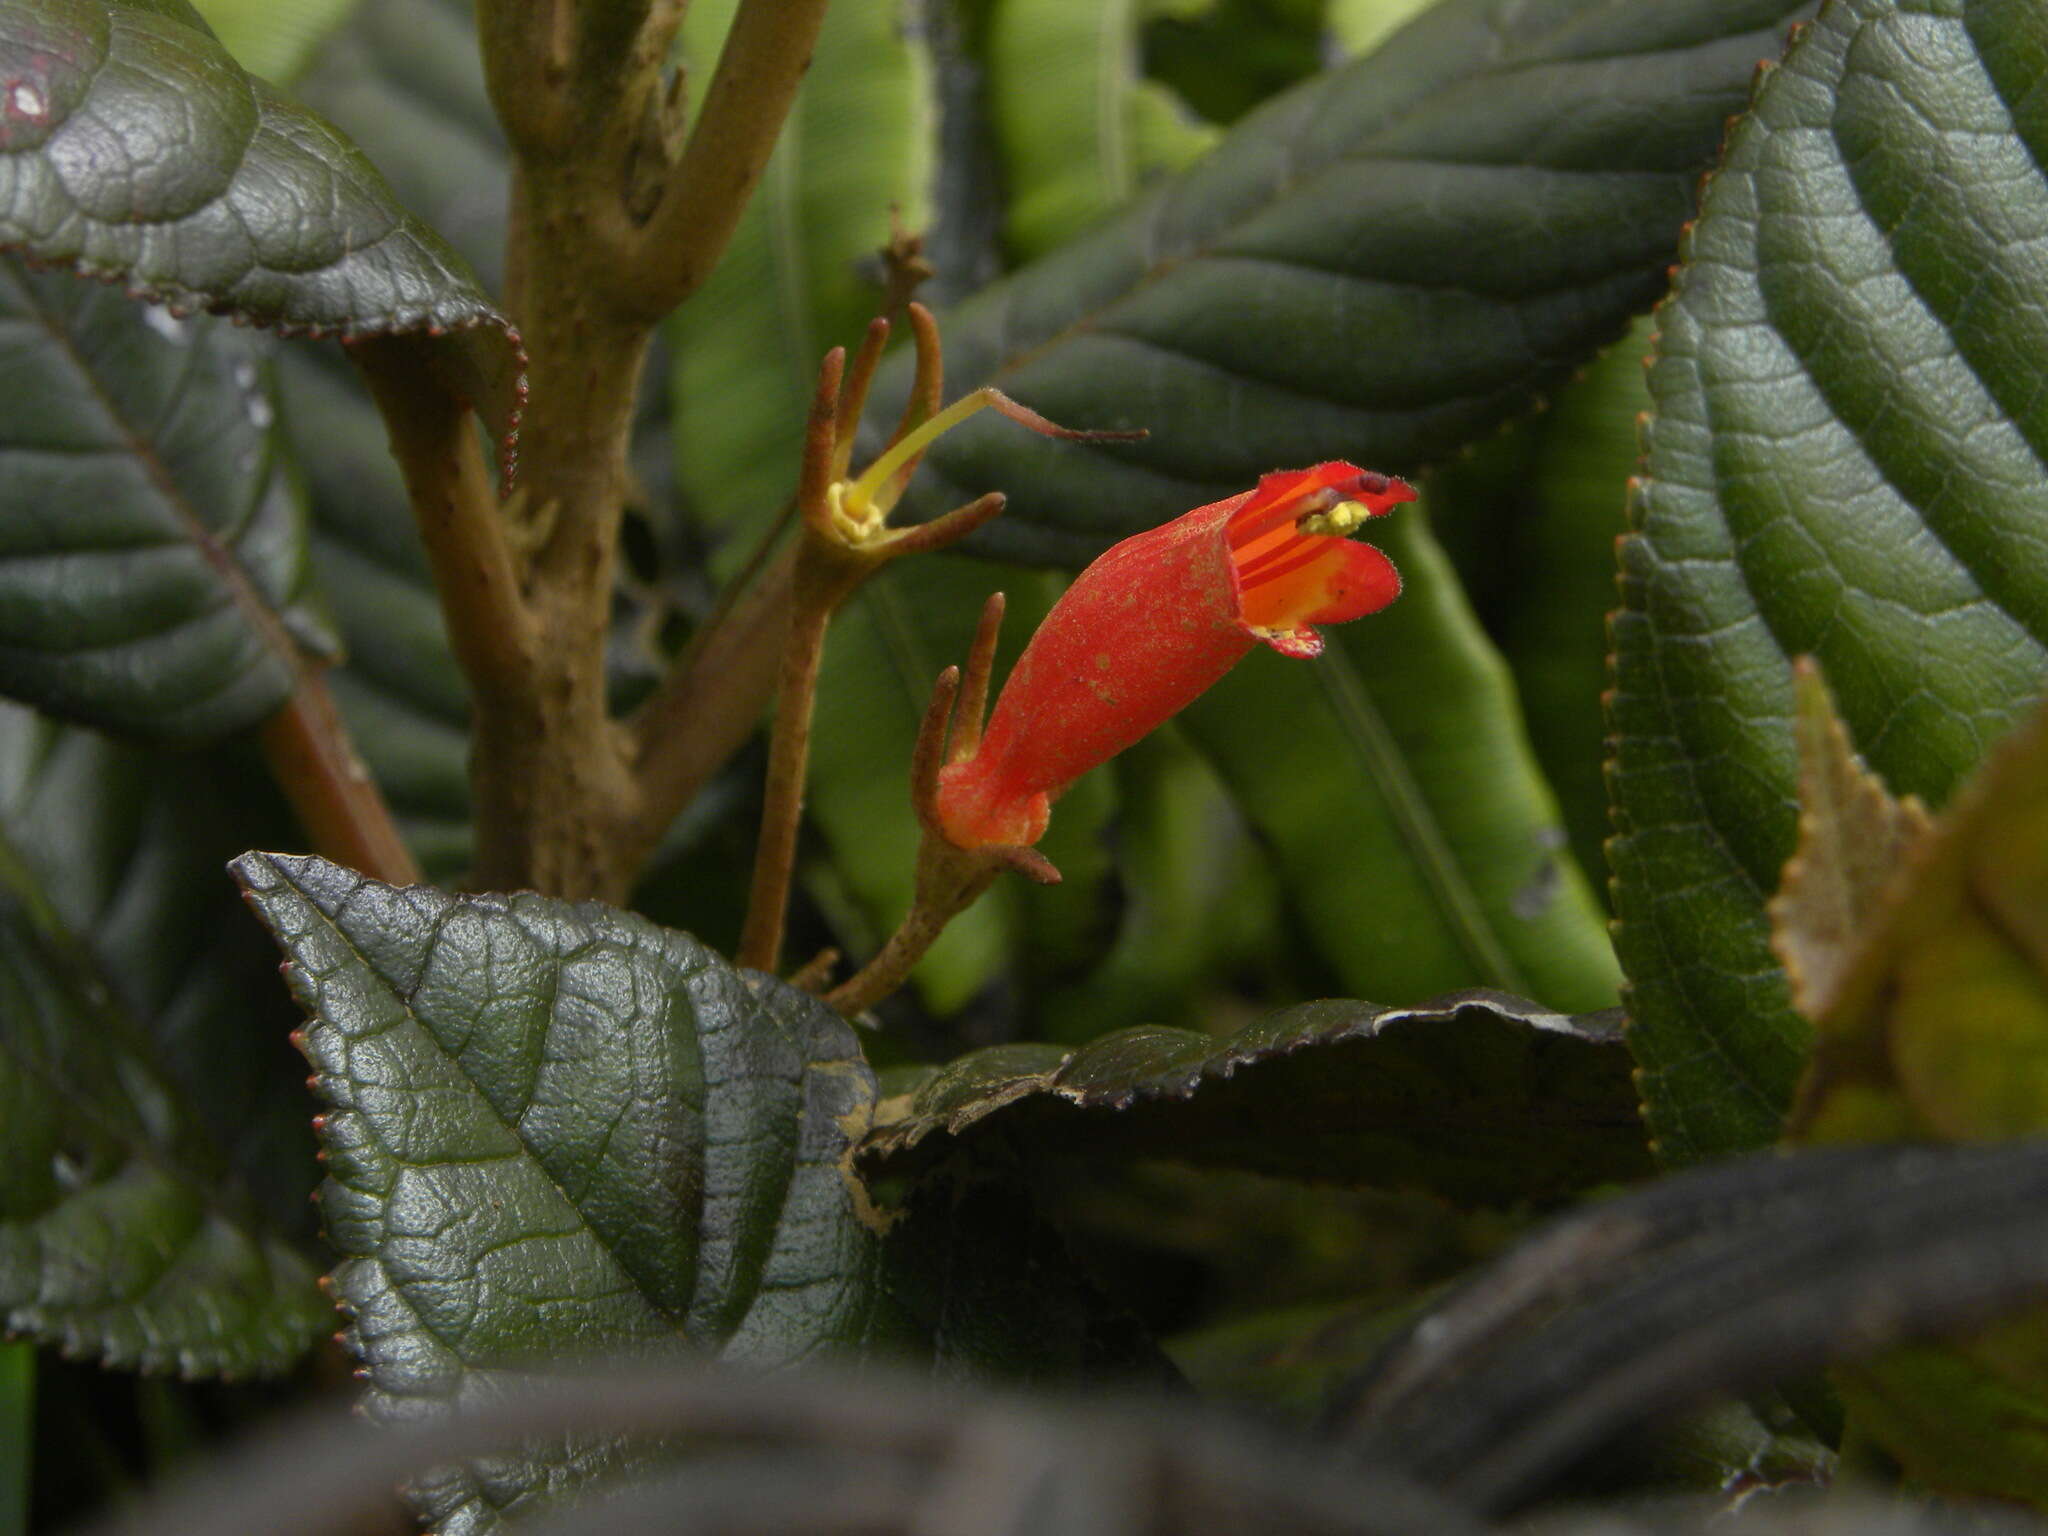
[{"left": 934, "top": 461, "right": 1415, "bottom": 850}]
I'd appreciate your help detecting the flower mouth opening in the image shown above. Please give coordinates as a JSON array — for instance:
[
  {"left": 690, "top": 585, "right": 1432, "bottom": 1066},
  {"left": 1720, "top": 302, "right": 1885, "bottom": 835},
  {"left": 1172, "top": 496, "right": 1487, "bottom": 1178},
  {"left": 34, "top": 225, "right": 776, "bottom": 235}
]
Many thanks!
[{"left": 1224, "top": 467, "right": 1412, "bottom": 646}]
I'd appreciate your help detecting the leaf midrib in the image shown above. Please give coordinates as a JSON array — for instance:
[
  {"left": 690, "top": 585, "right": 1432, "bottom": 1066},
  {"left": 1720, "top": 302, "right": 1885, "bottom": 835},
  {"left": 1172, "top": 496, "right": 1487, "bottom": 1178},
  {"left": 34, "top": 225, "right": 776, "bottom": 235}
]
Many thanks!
[
  {"left": 10, "top": 267, "right": 305, "bottom": 694},
  {"left": 280, "top": 869, "right": 694, "bottom": 1343},
  {"left": 1312, "top": 646, "right": 1531, "bottom": 994},
  {"left": 967, "top": 5, "right": 1797, "bottom": 391}
]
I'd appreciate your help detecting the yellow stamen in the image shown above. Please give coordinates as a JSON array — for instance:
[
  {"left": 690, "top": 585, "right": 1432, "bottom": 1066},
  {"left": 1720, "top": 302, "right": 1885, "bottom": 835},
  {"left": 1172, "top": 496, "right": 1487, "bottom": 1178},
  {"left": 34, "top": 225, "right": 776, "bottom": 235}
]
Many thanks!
[
  {"left": 1297, "top": 499, "right": 1373, "bottom": 538},
  {"left": 841, "top": 389, "right": 996, "bottom": 521}
]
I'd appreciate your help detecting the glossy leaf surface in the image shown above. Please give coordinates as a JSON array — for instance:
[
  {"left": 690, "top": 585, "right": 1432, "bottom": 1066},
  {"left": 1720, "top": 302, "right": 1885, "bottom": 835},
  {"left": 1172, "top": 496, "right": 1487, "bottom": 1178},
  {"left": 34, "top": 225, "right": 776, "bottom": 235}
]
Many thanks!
[
  {"left": 0, "top": 257, "right": 329, "bottom": 740},
  {"left": 860, "top": 989, "right": 1649, "bottom": 1207},
  {"left": 236, "top": 855, "right": 1156, "bottom": 1533},
  {"left": 1610, "top": 0, "right": 2048, "bottom": 1163},
  {"left": 872, "top": 0, "right": 1816, "bottom": 567},
  {"left": 0, "top": 0, "right": 519, "bottom": 436},
  {"left": 0, "top": 705, "right": 324, "bottom": 1375}
]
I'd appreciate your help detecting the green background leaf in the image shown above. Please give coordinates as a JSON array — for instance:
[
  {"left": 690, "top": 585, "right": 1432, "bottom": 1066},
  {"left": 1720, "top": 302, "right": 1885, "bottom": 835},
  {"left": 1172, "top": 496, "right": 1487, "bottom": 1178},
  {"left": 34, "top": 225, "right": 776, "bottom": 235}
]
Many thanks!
[
  {"left": 984, "top": 0, "right": 1218, "bottom": 262},
  {"left": 189, "top": 0, "right": 354, "bottom": 83},
  {"left": 875, "top": 0, "right": 1816, "bottom": 565},
  {"left": 0, "top": 257, "right": 327, "bottom": 742},
  {"left": 1610, "top": 0, "right": 2048, "bottom": 1164},
  {"left": 1178, "top": 509, "right": 1621, "bottom": 1012},
  {"left": 0, "top": 706, "right": 324, "bottom": 1376}
]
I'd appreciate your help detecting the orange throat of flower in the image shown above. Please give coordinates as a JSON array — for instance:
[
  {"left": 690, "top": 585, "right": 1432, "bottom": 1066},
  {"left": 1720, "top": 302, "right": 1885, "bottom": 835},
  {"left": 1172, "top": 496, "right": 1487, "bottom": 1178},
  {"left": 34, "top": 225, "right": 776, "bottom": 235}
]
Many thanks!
[{"left": 1223, "top": 469, "right": 1408, "bottom": 656}]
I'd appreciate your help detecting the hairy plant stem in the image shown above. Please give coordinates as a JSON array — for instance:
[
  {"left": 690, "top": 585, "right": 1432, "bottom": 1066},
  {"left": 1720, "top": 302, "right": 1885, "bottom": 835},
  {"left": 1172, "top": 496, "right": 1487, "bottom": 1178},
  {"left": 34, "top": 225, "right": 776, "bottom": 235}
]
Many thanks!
[
  {"left": 259, "top": 668, "right": 422, "bottom": 889},
  {"left": 444, "top": 0, "right": 832, "bottom": 900},
  {"left": 626, "top": 0, "right": 836, "bottom": 312},
  {"left": 488, "top": 174, "right": 647, "bottom": 899}
]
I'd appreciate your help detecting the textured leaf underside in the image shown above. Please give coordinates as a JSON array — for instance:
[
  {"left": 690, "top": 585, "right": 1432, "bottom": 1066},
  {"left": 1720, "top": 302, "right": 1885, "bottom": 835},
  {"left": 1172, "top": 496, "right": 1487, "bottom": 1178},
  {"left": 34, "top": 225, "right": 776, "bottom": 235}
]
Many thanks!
[
  {"left": 1610, "top": 0, "right": 2048, "bottom": 1164},
  {"left": 860, "top": 989, "right": 1650, "bottom": 1207}
]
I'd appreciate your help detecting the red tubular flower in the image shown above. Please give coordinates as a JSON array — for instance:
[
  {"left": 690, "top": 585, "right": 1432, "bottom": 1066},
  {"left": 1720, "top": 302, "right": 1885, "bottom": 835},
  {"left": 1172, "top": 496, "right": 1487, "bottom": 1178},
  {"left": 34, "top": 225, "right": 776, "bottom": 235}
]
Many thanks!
[{"left": 934, "top": 461, "right": 1415, "bottom": 850}]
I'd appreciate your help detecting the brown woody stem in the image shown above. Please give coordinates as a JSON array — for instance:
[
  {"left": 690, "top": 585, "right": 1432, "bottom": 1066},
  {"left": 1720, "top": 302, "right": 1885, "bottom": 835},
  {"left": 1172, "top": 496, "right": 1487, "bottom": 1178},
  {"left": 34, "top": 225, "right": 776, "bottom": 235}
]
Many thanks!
[
  {"left": 259, "top": 666, "right": 423, "bottom": 889},
  {"left": 460, "top": 0, "right": 829, "bottom": 898},
  {"left": 349, "top": 337, "right": 535, "bottom": 712},
  {"left": 624, "top": 0, "right": 834, "bottom": 315}
]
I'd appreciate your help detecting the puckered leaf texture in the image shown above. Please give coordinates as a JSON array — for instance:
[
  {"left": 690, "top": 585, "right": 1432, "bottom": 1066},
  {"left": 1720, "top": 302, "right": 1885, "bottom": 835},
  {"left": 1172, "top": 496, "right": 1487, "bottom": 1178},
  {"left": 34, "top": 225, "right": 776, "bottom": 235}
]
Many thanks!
[
  {"left": 0, "top": 0, "right": 519, "bottom": 438},
  {"left": 236, "top": 855, "right": 1158, "bottom": 1534},
  {"left": 1610, "top": 0, "right": 2048, "bottom": 1164}
]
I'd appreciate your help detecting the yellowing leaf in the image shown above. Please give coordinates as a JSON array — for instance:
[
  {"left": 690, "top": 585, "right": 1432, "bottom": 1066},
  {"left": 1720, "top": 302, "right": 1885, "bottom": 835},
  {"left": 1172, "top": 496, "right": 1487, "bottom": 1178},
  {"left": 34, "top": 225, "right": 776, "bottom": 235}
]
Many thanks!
[{"left": 1768, "top": 660, "right": 1931, "bottom": 1026}]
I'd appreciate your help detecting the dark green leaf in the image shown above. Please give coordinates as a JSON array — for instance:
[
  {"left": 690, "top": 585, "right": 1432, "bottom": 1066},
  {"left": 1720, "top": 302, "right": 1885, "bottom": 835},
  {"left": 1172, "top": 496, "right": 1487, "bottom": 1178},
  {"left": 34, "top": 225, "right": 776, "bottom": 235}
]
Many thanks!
[
  {"left": 0, "top": 0, "right": 519, "bottom": 437},
  {"left": 234, "top": 854, "right": 1159, "bottom": 1533},
  {"left": 1332, "top": 1142, "right": 2048, "bottom": 1515},
  {"left": 0, "top": 256, "right": 330, "bottom": 741},
  {"left": 874, "top": 0, "right": 1816, "bottom": 566},
  {"left": 1609, "top": 0, "right": 2048, "bottom": 1164},
  {"left": 0, "top": 705, "right": 325, "bottom": 1376},
  {"left": 859, "top": 989, "right": 1649, "bottom": 1207}
]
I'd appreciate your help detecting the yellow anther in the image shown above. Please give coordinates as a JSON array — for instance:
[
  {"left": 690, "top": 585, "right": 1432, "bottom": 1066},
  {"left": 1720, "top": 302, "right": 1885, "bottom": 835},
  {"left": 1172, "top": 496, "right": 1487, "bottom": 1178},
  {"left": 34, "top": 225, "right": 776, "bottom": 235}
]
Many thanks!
[{"left": 1297, "top": 499, "right": 1373, "bottom": 538}]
